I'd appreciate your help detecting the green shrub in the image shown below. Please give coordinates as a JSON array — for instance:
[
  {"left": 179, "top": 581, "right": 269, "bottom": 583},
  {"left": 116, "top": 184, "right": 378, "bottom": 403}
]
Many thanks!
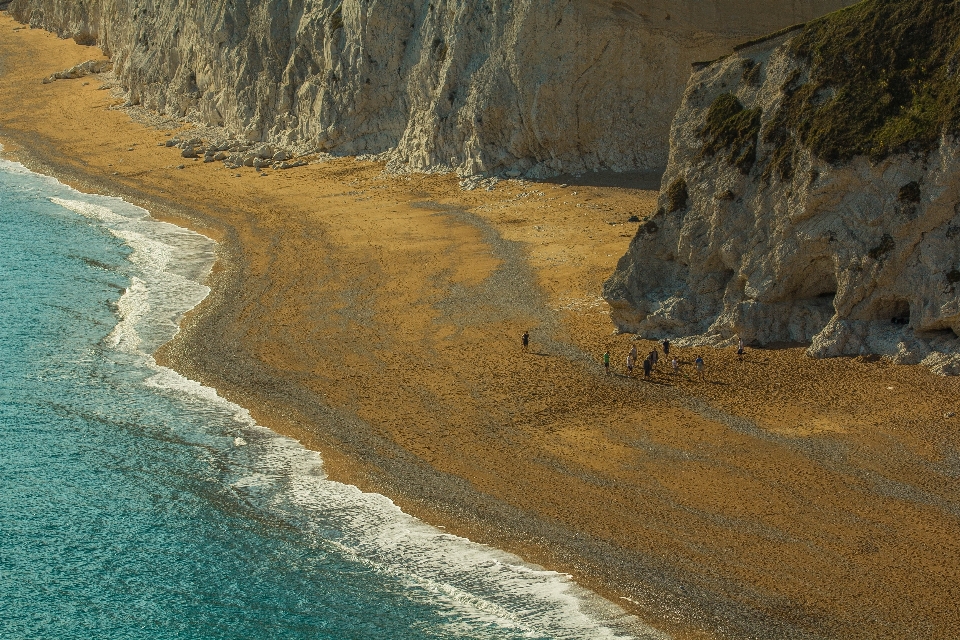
[
  {"left": 698, "top": 94, "right": 762, "bottom": 174},
  {"left": 666, "top": 178, "right": 688, "bottom": 212}
]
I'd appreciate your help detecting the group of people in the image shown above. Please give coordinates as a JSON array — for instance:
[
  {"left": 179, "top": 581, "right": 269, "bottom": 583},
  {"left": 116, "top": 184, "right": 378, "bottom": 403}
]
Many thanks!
[
  {"left": 521, "top": 329, "right": 728, "bottom": 382},
  {"left": 604, "top": 339, "right": 705, "bottom": 381}
]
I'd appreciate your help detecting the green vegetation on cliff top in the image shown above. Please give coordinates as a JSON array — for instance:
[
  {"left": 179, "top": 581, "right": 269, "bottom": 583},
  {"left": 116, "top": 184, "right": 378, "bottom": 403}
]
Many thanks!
[{"left": 765, "top": 0, "right": 960, "bottom": 179}]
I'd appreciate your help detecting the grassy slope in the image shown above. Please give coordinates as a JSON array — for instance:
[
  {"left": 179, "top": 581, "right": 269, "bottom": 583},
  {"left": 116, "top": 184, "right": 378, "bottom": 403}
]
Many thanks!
[{"left": 760, "top": 0, "right": 960, "bottom": 179}]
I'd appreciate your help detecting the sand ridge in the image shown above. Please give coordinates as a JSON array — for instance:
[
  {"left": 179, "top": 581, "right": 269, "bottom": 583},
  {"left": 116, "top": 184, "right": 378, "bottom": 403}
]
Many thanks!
[{"left": 1, "top": 16, "right": 959, "bottom": 640}]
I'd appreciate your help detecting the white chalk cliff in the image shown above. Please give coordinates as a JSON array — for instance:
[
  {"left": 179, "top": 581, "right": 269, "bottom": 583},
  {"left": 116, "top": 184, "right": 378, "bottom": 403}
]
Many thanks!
[
  {"left": 604, "top": 1, "right": 960, "bottom": 374},
  {"left": 8, "top": 0, "right": 853, "bottom": 177}
]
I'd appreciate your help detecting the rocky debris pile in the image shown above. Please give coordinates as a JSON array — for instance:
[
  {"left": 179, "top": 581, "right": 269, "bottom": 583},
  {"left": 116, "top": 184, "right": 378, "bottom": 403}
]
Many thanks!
[
  {"left": 41, "top": 59, "right": 111, "bottom": 84},
  {"left": 458, "top": 175, "right": 501, "bottom": 192},
  {"left": 604, "top": 0, "right": 960, "bottom": 375},
  {"left": 162, "top": 136, "right": 308, "bottom": 171}
]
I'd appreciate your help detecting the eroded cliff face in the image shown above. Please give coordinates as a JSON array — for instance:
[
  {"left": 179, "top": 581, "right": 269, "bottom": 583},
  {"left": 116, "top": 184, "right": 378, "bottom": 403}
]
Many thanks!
[
  {"left": 604, "top": 0, "right": 960, "bottom": 374},
  {"left": 8, "top": 0, "right": 853, "bottom": 177}
]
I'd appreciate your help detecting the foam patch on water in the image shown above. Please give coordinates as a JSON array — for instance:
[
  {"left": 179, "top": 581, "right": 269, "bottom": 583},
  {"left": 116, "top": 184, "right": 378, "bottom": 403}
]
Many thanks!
[
  {"left": 144, "top": 365, "right": 258, "bottom": 430},
  {"left": 105, "top": 276, "right": 148, "bottom": 352},
  {"left": 44, "top": 196, "right": 213, "bottom": 353},
  {"left": 50, "top": 197, "right": 132, "bottom": 224},
  {"left": 109, "top": 228, "right": 173, "bottom": 274}
]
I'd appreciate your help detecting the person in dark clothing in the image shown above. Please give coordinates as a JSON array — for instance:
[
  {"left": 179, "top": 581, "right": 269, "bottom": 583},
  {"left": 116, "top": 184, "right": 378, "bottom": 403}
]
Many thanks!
[
  {"left": 643, "top": 357, "right": 653, "bottom": 377},
  {"left": 662, "top": 339, "right": 670, "bottom": 357},
  {"left": 649, "top": 349, "right": 658, "bottom": 369},
  {"left": 521, "top": 331, "right": 529, "bottom": 351}
]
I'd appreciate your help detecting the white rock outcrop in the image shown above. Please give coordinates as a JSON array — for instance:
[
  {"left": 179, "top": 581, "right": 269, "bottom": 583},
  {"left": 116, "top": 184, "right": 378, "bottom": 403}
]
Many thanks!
[
  {"left": 9, "top": 0, "right": 853, "bottom": 177},
  {"left": 604, "top": 25, "right": 960, "bottom": 374}
]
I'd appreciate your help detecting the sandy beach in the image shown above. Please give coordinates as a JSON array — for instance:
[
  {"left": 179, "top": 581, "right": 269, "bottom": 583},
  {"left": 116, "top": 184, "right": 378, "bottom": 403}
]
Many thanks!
[{"left": 2, "top": 16, "right": 960, "bottom": 639}]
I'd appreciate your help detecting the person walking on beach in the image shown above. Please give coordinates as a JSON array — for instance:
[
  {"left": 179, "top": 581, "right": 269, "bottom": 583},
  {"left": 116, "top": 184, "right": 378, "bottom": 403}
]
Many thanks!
[
  {"left": 663, "top": 339, "right": 670, "bottom": 357},
  {"left": 649, "top": 349, "right": 659, "bottom": 370},
  {"left": 626, "top": 353, "right": 635, "bottom": 376},
  {"left": 643, "top": 357, "right": 652, "bottom": 378},
  {"left": 736, "top": 335, "right": 745, "bottom": 361},
  {"left": 629, "top": 344, "right": 637, "bottom": 364},
  {"left": 671, "top": 356, "right": 678, "bottom": 374},
  {"left": 522, "top": 330, "right": 529, "bottom": 351},
  {"left": 603, "top": 350, "right": 610, "bottom": 374},
  {"left": 694, "top": 354, "right": 705, "bottom": 381}
]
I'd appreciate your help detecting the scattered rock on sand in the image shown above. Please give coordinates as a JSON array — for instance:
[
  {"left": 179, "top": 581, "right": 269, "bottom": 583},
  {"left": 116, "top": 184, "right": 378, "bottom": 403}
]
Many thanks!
[
  {"left": 41, "top": 59, "right": 112, "bottom": 84},
  {"left": 251, "top": 144, "right": 274, "bottom": 159}
]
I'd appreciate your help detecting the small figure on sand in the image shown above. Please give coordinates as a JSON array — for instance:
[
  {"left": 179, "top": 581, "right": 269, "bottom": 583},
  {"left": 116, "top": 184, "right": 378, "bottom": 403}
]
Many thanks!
[
  {"left": 694, "top": 354, "right": 705, "bottom": 381},
  {"left": 662, "top": 339, "right": 670, "bottom": 357},
  {"left": 629, "top": 344, "right": 638, "bottom": 363},
  {"left": 643, "top": 357, "right": 652, "bottom": 378},
  {"left": 626, "top": 353, "right": 635, "bottom": 376},
  {"left": 736, "top": 335, "right": 744, "bottom": 361},
  {"left": 603, "top": 350, "right": 610, "bottom": 374},
  {"left": 671, "top": 357, "right": 678, "bottom": 374},
  {"left": 522, "top": 330, "right": 529, "bottom": 351},
  {"left": 649, "top": 349, "right": 659, "bottom": 370}
]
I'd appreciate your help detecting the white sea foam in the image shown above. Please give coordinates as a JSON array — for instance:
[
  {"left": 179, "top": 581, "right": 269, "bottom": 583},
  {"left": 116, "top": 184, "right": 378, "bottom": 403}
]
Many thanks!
[
  {"left": 109, "top": 228, "right": 173, "bottom": 274},
  {"left": 144, "top": 365, "right": 257, "bottom": 429},
  {"left": 2, "top": 158, "right": 667, "bottom": 639},
  {"left": 0, "top": 151, "right": 42, "bottom": 177},
  {"left": 50, "top": 197, "right": 132, "bottom": 224},
  {"left": 105, "top": 276, "right": 149, "bottom": 352},
  {"left": 46, "top": 196, "right": 213, "bottom": 353},
  {"left": 221, "top": 428, "right": 666, "bottom": 639}
]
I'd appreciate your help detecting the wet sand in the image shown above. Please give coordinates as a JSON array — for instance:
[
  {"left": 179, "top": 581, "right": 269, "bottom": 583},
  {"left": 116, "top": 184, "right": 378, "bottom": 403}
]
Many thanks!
[{"left": 2, "top": 16, "right": 960, "bottom": 640}]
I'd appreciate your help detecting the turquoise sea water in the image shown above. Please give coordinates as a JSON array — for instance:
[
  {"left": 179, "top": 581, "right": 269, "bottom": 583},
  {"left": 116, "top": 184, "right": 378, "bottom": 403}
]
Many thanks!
[{"left": 0, "top": 158, "right": 658, "bottom": 639}]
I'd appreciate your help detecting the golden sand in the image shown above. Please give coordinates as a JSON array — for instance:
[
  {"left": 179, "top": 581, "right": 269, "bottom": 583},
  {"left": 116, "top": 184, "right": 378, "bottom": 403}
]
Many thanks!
[{"left": 2, "top": 16, "right": 959, "bottom": 639}]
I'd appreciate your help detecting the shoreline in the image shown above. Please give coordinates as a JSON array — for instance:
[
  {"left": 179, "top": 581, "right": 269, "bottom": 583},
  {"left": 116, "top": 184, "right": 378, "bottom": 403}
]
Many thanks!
[
  {"left": 0, "top": 107, "right": 692, "bottom": 640},
  {"left": 0, "top": 157, "right": 650, "bottom": 638},
  {"left": 3, "top": 16, "right": 960, "bottom": 640},
  {"left": 0, "top": 32, "right": 696, "bottom": 635}
]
